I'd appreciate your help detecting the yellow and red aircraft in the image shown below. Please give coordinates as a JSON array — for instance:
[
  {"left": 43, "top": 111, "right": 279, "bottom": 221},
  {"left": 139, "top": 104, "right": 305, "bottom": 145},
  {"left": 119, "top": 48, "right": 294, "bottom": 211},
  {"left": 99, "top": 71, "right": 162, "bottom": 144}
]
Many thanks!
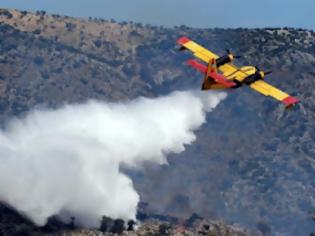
[{"left": 177, "top": 37, "right": 299, "bottom": 109}]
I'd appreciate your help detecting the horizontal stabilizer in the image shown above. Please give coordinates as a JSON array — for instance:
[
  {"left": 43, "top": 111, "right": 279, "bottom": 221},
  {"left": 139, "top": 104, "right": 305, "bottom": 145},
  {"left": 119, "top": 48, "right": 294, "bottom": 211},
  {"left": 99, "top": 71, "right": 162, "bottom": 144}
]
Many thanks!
[
  {"left": 186, "top": 59, "right": 207, "bottom": 73},
  {"left": 186, "top": 59, "right": 236, "bottom": 88},
  {"left": 208, "top": 71, "right": 237, "bottom": 88}
]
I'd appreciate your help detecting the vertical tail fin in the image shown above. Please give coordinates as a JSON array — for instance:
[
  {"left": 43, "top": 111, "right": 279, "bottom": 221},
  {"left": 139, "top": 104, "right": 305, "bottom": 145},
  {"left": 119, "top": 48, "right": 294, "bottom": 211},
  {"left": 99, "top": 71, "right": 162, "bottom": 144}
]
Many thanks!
[
  {"left": 203, "top": 58, "right": 217, "bottom": 84},
  {"left": 186, "top": 58, "right": 234, "bottom": 90}
]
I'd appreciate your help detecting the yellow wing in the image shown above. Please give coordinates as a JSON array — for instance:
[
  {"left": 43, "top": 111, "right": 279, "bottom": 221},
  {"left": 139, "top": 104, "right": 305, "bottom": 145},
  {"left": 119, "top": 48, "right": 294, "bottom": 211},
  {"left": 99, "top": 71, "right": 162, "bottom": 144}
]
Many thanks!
[
  {"left": 177, "top": 37, "right": 219, "bottom": 62},
  {"left": 249, "top": 80, "right": 299, "bottom": 108},
  {"left": 223, "top": 65, "right": 300, "bottom": 107},
  {"left": 177, "top": 37, "right": 245, "bottom": 81}
]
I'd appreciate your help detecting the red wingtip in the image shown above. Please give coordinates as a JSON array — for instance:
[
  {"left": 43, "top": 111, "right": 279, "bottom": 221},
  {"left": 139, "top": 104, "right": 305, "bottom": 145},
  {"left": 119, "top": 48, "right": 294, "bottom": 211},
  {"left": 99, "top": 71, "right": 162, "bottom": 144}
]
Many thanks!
[
  {"left": 177, "top": 36, "right": 191, "bottom": 45},
  {"left": 282, "top": 96, "right": 300, "bottom": 109}
]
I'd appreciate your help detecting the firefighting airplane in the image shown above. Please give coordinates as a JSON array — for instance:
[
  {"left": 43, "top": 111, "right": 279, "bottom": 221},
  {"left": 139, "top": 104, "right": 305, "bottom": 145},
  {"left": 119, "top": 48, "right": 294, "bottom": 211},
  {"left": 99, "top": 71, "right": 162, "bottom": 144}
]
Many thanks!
[{"left": 177, "top": 37, "right": 300, "bottom": 109}]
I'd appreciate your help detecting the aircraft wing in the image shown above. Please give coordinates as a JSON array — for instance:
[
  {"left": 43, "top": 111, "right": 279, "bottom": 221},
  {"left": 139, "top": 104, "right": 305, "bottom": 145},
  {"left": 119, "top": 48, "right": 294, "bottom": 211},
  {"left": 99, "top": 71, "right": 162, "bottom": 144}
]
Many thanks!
[
  {"left": 177, "top": 37, "right": 219, "bottom": 62},
  {"left": 177, "top": 37, "right": 247, "bottom": 82},
  {"left": 249, "top": 80, "right": 299, "bottom": 108}
]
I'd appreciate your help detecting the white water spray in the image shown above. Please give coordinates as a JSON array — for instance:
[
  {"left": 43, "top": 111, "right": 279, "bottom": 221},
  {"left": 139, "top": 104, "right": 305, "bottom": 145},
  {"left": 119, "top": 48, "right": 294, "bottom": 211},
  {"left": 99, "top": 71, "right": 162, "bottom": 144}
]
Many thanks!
[{"left": 0, "top": 90, "right": 225, "bottom": 227}]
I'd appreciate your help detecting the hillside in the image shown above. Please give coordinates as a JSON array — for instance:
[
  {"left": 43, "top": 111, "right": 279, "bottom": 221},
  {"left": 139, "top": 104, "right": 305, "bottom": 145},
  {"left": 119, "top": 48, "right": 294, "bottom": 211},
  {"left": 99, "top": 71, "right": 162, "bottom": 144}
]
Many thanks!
[
  {"left": 0, "top": 202, "right": 253, "bottom": 236},
  {"left": 0, "top": 8, "right": 315, "bottom": 235}
]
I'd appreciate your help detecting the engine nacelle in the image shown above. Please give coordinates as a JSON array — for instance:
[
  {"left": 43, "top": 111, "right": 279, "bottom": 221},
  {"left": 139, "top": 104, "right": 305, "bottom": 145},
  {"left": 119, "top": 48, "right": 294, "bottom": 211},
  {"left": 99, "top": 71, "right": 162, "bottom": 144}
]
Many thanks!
[
  {"left": 243, "top": 72, "right": 264, "bottom": 85},
  {"left": 216, "top": 54, "right": 234, "bottom": 67}
]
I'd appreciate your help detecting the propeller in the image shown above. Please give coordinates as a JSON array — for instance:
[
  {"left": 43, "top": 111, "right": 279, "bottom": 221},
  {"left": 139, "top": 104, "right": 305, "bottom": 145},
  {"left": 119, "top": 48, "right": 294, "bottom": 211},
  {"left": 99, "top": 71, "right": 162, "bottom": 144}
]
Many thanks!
[
  {"left": 226, "top": 49, "right": 241, "bottom": 59},
  {"left": 254, "top": 66, "right": 272, "bottom": 78},
  {"left": 254, "top": 66, "right": 260, "bottom": 72}
]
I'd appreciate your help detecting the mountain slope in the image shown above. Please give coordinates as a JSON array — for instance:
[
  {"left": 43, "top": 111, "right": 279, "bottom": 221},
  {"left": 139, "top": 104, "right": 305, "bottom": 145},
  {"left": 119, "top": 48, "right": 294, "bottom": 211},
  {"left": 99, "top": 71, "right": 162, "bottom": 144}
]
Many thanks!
[{"left": 0, "top": 8, "right": 315, "bottom": 235}]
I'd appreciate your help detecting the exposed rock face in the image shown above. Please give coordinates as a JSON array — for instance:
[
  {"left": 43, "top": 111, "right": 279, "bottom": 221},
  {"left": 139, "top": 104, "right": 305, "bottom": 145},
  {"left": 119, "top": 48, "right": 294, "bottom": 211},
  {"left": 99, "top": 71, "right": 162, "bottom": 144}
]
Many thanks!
[{"left": 0, "top": 8, "right": 314, "bottom": 235}]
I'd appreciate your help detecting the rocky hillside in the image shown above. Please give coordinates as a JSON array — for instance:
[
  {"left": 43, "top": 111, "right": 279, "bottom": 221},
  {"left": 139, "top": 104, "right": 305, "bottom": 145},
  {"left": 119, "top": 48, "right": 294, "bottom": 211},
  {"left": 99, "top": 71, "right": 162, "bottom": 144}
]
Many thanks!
[
  {"left": 0, "top": 8, "right": 315, "bottom": 235},
  {"left": 0, "top": 203, "right": 252, "bottom": 236}
]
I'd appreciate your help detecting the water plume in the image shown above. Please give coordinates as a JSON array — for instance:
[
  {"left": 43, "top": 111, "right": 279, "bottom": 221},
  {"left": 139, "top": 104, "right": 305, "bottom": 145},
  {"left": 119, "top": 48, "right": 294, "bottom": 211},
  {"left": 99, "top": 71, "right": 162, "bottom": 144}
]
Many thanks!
[{"left": 0, "top": 90, "right": 225, "bottom": 227}]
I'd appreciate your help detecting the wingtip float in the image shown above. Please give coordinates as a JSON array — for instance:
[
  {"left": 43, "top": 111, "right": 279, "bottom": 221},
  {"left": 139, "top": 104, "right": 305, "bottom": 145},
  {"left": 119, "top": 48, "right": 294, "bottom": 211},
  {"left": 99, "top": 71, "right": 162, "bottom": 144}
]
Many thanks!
[{"left": 177, "top": 36, "right": 300, "bottom": 110}]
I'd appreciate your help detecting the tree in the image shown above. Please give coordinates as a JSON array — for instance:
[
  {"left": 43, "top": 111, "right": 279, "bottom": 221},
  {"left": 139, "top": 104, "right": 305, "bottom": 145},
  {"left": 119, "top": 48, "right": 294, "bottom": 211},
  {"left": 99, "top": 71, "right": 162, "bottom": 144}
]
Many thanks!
[{"left": 111, "top": 219, "right": 125, "bottom": 234}]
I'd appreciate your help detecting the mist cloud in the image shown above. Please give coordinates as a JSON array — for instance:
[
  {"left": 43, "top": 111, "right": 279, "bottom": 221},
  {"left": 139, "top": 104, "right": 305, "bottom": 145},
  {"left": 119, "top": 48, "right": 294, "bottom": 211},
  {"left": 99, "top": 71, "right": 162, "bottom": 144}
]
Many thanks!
[{"left": 0, "top": 90, "right": 225, "bottom": 227}]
